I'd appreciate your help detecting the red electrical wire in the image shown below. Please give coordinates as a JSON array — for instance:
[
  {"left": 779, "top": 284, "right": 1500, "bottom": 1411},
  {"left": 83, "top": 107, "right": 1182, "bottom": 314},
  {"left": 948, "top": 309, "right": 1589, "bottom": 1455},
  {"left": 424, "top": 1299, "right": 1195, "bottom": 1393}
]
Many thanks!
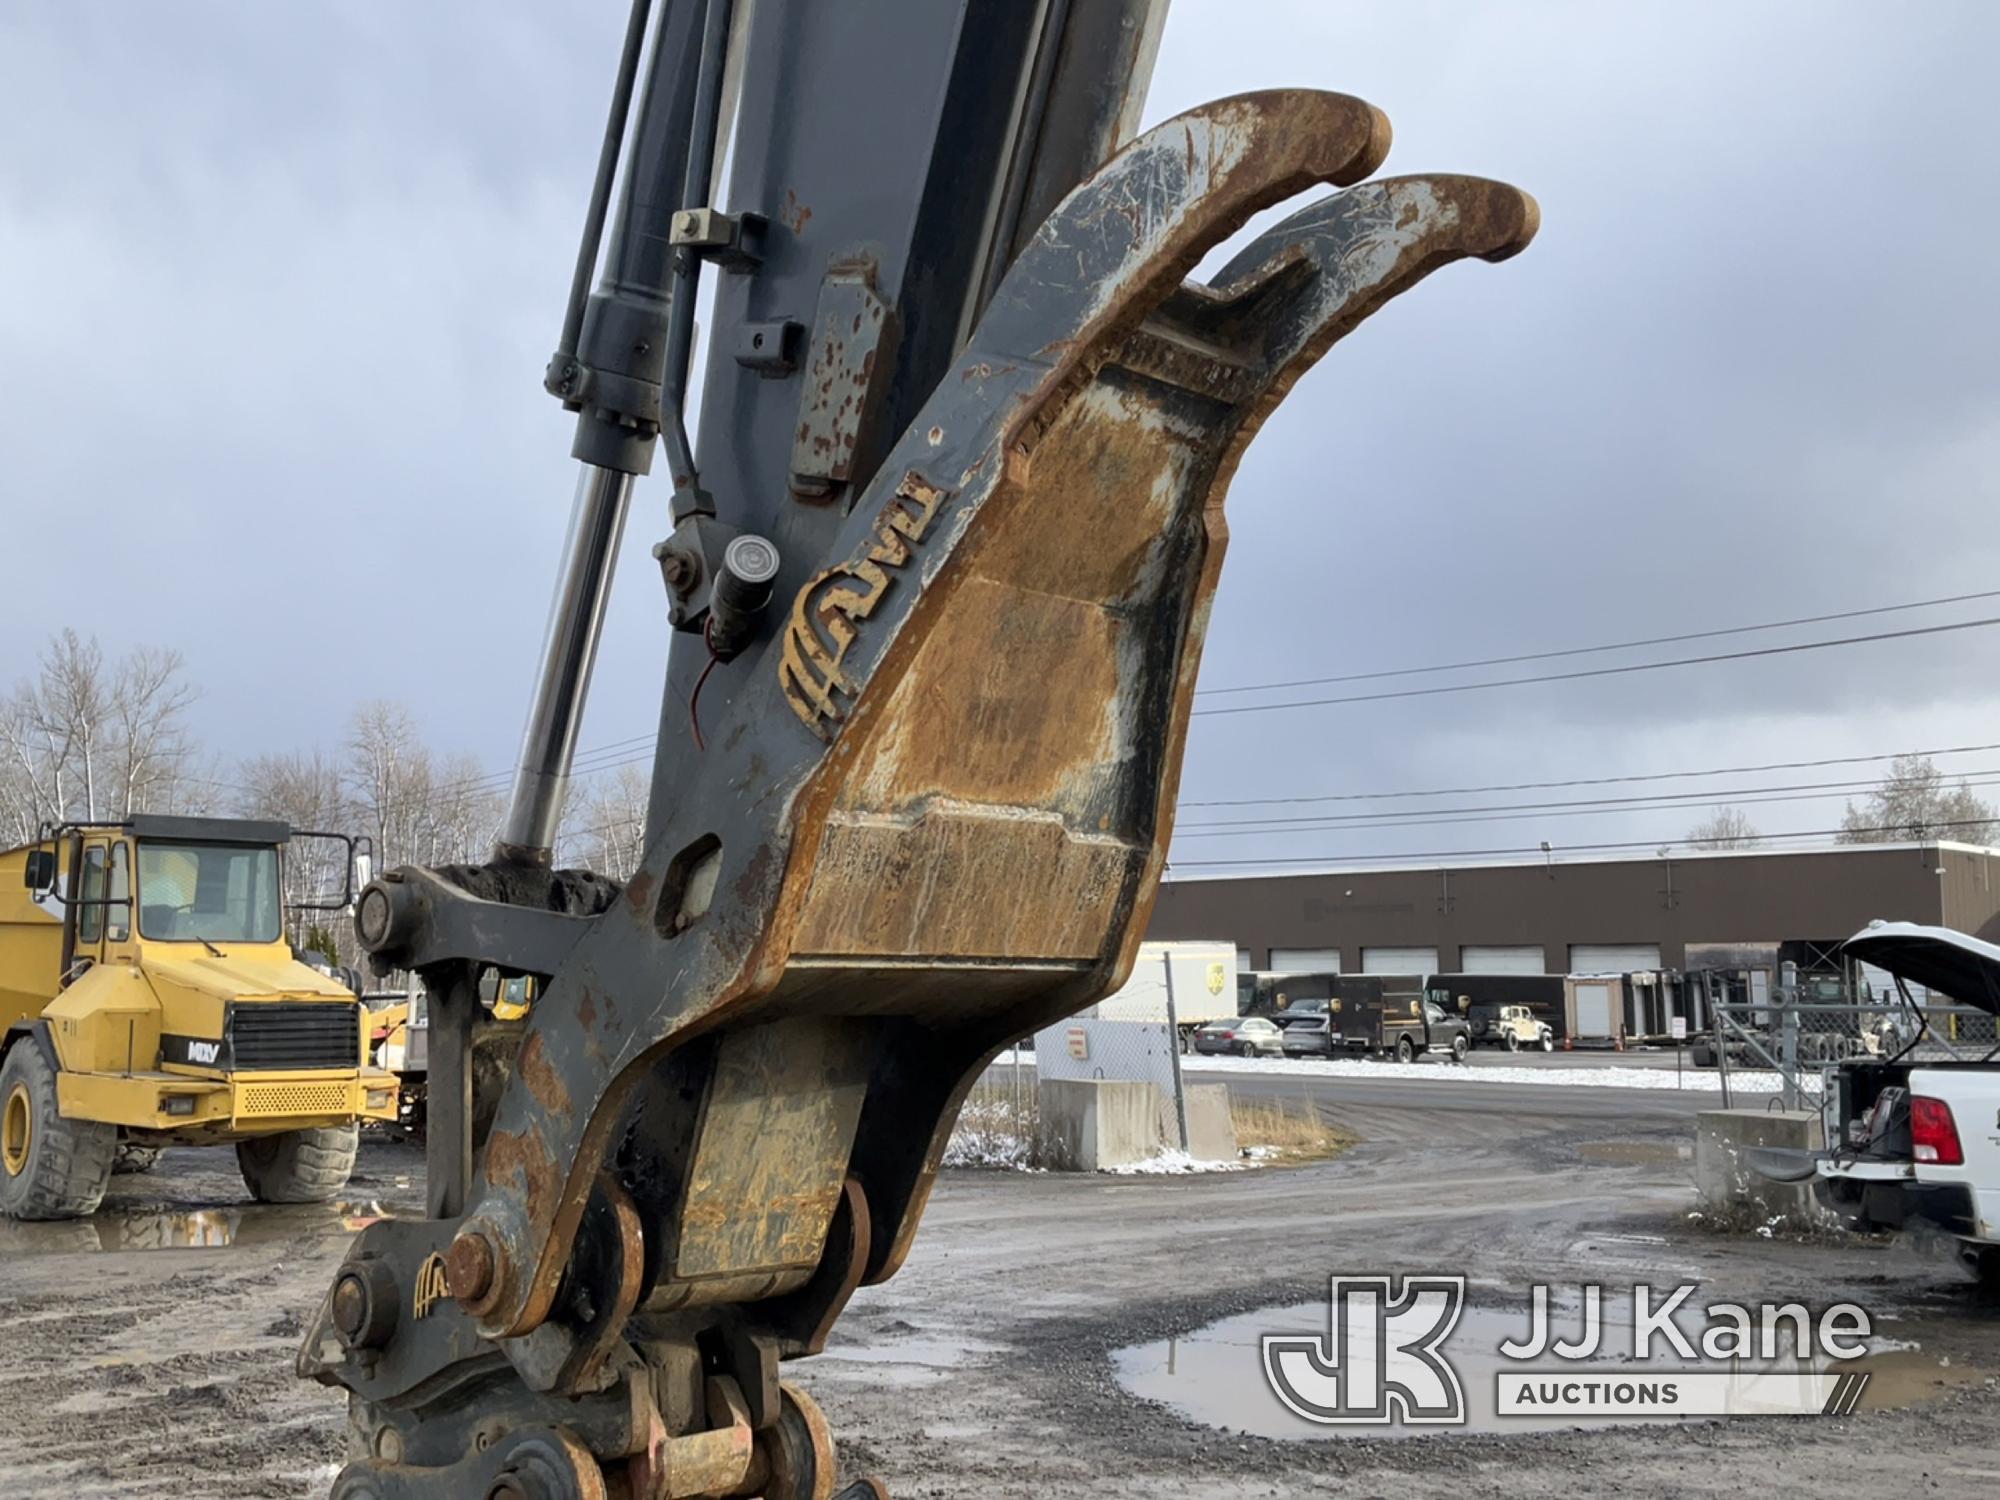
[{"left": 688, "top": 617, "right": 723, "bottom": 752}]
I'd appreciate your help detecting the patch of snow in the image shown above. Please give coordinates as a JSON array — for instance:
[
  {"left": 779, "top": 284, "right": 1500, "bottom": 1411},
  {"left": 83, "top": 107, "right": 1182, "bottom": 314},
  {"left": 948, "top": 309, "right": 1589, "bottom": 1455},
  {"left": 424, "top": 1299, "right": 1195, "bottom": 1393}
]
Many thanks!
[
  {"left": 1175, "top": 1053, "right": 1806, "bottom": 1093},
  {"left": 1104, "top": 1148, "right": 1246, "bottom": 1175}
]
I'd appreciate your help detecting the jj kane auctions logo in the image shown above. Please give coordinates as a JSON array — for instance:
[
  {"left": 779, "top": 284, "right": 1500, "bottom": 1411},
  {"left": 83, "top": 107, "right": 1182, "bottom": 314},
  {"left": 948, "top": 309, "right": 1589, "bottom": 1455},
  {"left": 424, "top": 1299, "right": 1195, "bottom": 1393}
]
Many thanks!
[{"left": 1262, "top": 1276, "right": 1875, "bottom": 1425}]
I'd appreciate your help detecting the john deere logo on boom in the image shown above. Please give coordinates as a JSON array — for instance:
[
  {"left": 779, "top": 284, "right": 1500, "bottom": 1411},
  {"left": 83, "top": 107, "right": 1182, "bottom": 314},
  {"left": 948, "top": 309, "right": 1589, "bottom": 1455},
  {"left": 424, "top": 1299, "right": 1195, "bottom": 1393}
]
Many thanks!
[{"left": 412, "top": 1253, "right": 450, "bottom": 1319}]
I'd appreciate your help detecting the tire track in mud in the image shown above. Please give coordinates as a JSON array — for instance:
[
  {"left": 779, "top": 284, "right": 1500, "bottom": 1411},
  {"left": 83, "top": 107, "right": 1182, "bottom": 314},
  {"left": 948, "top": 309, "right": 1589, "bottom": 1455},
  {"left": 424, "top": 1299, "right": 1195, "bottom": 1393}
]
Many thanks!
[{"left": 0, "top": 1142, "right": 421, "bottom": 1498}]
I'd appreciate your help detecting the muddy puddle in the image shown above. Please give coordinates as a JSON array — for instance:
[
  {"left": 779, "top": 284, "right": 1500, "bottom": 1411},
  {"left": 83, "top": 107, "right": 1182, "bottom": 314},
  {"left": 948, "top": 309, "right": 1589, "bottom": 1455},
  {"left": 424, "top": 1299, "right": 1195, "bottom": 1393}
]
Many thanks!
[
  {"left": 0, "top": 1198, "right": 393, "bottom": 1254},
  {"left": 1118, "top": 1291, "right": 1984, "bottom": 1440}
]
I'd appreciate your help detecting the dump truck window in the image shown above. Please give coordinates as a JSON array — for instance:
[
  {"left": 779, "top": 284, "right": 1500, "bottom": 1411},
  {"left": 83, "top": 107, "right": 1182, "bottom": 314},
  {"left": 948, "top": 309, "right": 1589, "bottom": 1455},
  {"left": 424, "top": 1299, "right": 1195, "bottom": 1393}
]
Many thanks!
[
  {"left": 106, "top": 843, "right": 131, "bottom": 942},
  {"left": 77, "top": 846, "right": 106, "bottom": 942},
  {"left": 137, "top": 842, "right": 281, "bottom": 943}
]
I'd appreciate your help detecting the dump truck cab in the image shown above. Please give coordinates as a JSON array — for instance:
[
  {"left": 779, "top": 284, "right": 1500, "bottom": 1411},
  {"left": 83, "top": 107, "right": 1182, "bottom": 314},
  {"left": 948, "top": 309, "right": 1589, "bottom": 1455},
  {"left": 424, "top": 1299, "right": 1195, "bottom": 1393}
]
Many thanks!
[{"left": 0, "top": 815, "right": 396, "bottom": 1220}]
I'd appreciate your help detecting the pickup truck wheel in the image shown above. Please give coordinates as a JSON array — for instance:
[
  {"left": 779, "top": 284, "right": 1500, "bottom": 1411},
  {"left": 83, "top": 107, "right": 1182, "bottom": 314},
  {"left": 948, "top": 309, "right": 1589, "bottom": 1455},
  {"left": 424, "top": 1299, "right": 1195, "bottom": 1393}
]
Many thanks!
[
  {"left": 236, "top": 1125, "right": 358, "bottom": 1204},
  {"left": 1396, "top": 1036, "right": 1417, "bottom": 1064},
  {"left": 1451, "top": 1033, "right": 1470, "bottom": 1062},
  {"left": 0, "top": 1044, "right": 115, "bottom": 1220},
  {"left": 1504, "top": 1032, "right": 1521, "bottom": 1053}
]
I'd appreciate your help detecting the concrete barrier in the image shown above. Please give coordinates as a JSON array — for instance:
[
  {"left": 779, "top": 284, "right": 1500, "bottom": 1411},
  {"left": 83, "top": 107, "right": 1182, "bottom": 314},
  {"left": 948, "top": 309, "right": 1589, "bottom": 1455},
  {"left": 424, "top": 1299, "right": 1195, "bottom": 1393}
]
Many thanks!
[
  {"left": 1182, "top": 1083, "right": 1239, "bottom": 1163},
  {"left": 1694, "top": 1108, "right": 1836, "bottom": 1229},
  {"left": 1037, "top": 1078, "right": 1163, "bottom": 1170}
]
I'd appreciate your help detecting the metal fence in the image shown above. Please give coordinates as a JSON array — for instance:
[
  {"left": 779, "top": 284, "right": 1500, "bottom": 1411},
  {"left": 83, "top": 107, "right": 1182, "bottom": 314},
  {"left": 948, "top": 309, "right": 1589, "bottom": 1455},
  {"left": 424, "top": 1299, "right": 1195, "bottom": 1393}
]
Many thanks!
[{"left": 1708, "top": 962, "right": 1998, "bottom": 1108}]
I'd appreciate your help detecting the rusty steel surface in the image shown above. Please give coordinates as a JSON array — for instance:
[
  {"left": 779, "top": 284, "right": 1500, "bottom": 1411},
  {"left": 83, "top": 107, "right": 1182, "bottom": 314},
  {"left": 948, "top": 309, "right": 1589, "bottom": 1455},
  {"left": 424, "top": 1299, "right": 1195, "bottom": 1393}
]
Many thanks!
[
  {"left": 311, "top": 74, "right": 1534, "bottom": 1500},
  {"left": 788, "top": 267, "right": 896, "bottom": 497}
]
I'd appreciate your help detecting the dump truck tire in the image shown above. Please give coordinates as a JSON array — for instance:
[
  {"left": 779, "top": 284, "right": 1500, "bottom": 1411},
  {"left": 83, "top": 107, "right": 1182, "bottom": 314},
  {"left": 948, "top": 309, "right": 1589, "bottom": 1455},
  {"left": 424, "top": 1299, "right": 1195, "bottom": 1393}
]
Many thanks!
[
  {"left": 236, "top": 1125, "right": 358, "bottom": 1203},
  {"left": 113, "top": 1143, "right": 162, "bottom": 1174},
  {"left": 0, "top": 1044, "right": 115, "bottom": 1220}
]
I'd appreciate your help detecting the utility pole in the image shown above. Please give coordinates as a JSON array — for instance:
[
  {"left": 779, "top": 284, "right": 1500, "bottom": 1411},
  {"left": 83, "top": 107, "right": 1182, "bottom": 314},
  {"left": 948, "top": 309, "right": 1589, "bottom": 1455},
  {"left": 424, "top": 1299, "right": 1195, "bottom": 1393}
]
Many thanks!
[{"left": 1162, "top": 951, "right": 1190, "bottom": 1153}]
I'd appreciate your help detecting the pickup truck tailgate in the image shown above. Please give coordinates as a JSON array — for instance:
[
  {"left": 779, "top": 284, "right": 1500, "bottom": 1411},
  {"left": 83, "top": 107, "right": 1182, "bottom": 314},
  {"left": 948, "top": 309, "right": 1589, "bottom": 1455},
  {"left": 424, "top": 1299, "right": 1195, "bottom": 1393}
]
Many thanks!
[{"left": 1911, "top": 1066, "right": 2000, "bottom": 1242}]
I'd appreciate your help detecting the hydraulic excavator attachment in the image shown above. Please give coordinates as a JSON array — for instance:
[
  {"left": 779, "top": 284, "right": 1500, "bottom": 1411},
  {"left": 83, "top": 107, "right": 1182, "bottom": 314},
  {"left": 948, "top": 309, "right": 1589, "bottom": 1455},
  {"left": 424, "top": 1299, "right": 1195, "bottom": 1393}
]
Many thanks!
[{"left": 301, "top": 3, "right": 1534, "bottom": 1496}]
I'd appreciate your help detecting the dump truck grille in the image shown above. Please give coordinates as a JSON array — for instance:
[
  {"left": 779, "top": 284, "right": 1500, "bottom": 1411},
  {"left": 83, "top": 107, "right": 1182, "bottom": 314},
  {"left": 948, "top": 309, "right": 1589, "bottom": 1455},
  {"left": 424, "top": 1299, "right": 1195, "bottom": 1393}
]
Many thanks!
[
  {"left": 227, "top": 1002, "right": 360, "bottom": 1072},
  {"left": 239, "top": 1081, "right": 350, "bottom": 1117}
]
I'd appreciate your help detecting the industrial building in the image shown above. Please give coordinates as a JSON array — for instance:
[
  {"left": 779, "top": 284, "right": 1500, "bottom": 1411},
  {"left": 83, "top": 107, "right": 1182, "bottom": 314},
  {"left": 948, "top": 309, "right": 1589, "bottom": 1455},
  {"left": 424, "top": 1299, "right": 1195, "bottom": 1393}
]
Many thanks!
[{"left": 1144, "top": 841, "right": 2000, "bottom": 978}]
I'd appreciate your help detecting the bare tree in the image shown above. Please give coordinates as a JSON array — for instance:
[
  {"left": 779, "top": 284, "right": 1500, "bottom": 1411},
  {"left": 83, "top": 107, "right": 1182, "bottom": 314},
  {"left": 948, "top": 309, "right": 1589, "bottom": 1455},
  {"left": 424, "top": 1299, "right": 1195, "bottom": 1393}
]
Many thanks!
[
  {"left": 237, "top": 749, "right": 351, "bottom": 947},
  {"left": 0, "top": 632, "right": 206, "bottom": 838},
  {"left": 347, "top": 700, "right": 430, "bottom": 870},
  {"left": 108, "top": 646, "right": 200, "bottom": 818},
  {"left": 0, "top": 631, "right": 109, "bottom": 826},
  {"left": 1687, "top": 805, "right": 1760, "bottom": 850},
  {"left": 344, "top": 702, "right": 503, "bottom": 871},
  {"left": 567, "top": 763, "right": 651, "bottom": 879},
  {"left": 422, "top": 751, "right": 505, "bottom": 866},
  {"left": 1837, "top": 755, "right": 1999, "bottom": 845}
]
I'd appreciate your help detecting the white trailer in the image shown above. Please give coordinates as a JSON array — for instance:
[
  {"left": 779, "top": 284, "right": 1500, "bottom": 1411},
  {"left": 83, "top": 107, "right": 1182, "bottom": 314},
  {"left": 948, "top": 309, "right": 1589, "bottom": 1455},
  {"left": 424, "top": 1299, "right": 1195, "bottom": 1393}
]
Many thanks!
[{"left": 1091, "top": 940, "right": 1240, "bottom": 1044}]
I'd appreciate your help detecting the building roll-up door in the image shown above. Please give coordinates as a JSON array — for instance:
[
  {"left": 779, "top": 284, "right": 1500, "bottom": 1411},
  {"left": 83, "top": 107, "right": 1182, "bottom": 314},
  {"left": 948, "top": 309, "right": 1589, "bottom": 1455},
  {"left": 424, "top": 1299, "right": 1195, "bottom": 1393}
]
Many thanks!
[
  {"left": 1270, "top": 947, "right": 1341, "bottom": 973},
  {"left": 1236, "top": 949, "right": 1254, "bottom": 974},
  {"left": 1571, "top": 981, "right": 1617, "bottom": 1039},
  {"left": 1460, "top": 945, "right": 1546, "bottom": 975},
  {"left": 1362, "top": 946, "right": 1438, "bottom": 975},
  {"left": 1569, "top": 943, "right": 1661, "bottom": 975}
]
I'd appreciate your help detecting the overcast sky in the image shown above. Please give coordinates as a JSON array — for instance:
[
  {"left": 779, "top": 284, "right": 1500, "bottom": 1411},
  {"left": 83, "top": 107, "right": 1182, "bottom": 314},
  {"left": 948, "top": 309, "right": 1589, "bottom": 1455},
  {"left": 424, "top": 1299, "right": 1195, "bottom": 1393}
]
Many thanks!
[{"left": 4, "top": 1, "right": 1998, "bottom": 871}]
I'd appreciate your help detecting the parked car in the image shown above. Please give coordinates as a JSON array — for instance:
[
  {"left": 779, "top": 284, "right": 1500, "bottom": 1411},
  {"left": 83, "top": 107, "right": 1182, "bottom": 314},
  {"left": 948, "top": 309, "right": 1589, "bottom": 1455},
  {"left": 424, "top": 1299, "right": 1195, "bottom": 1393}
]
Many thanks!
[
  {"left": 1493, "top": 1004, "right": 1554, "bottom": 1053},
  {"left": 1279, "top": 1012, "right": 1335, "bottom": 1059},
  {"left": 1424, "top": 973, "right": 1568, "bottom": 1047},
  {"left": 1191, "top": 1016, "right": 1285, "bottom": 1058}
]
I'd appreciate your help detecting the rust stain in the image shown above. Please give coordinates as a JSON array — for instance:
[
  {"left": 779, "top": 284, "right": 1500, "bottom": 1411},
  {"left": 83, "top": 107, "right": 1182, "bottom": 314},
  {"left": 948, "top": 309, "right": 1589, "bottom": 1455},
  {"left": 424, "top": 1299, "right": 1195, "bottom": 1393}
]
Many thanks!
[
  {"left": 576, "top": 987, "right": 597, "bottom": 1031},
  {"left": 781, "top": 188, "right": 812, "bottom": 234},
  {"left": 516, "top": 1031, "right": 572, "bottom": 1118},
  {"left": 481, "top": 1125, "right": 557, "bottom": 1215},
  {"left": 623, "top": 868, "right": 656, "bottom": 917}
]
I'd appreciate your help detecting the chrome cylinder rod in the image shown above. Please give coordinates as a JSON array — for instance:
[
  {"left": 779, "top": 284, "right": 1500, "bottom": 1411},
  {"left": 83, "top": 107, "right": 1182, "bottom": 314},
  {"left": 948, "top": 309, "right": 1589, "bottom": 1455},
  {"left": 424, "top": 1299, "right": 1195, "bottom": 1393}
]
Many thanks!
[{"left": 498, "top": 462, "right": 635, "bottom": 862}]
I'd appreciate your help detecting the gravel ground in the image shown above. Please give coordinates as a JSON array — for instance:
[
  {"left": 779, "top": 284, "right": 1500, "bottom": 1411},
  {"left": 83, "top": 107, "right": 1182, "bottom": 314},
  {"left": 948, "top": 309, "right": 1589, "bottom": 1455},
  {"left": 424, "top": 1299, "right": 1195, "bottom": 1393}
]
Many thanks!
[{"left": 0, "top": 1082, "right": 1994, "bottom": 1498}]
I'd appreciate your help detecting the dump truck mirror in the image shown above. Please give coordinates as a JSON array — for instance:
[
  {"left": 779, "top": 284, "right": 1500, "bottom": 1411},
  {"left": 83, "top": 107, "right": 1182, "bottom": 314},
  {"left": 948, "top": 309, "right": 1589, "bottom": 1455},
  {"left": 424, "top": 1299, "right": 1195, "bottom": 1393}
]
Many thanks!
[
  {"left": 353, "top": 849, "right": 373, "bottom": 891},
  {"left": 23, "top": 849, "right": 55, "bottom": 891}
]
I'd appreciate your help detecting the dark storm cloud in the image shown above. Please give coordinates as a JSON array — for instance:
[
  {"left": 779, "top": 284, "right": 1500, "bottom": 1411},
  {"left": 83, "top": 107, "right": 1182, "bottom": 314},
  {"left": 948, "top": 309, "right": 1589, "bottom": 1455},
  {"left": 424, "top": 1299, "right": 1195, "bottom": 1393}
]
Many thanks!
[{"left": 2, "top": 1, "right": 1995, "bottom": 866}]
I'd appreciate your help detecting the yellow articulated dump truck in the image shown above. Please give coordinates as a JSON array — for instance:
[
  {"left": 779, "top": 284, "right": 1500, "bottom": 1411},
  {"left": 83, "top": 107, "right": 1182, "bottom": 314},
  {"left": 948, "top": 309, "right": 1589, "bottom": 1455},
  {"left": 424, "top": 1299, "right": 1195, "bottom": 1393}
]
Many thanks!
[{"left": 0, "top": 815, "right": 397, "bottom": 1219}]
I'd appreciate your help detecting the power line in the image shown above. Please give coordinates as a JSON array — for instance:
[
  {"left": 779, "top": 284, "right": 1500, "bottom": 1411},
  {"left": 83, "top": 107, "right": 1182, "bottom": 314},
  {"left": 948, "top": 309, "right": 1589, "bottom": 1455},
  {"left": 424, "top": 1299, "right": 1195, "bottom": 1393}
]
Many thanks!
[
  {"left": 1178, "top": 741, "right": 2000, "bottom": 810},
  {"left": 1172, "top": 772, "right": 2000, "bottom": 840},
  {"left": 1175, "top": 767, "right": 2000, "bottom": 834},
  {"left": 1190, "top": 616, "right": 2000, "bottom": 719},
  {"left": 1165, "top": 816, "right": 2000, "bottom": 870},
  {"left": 323, "top": 589, "right": 2000, "bottom": 801},
  {"left": 1195, "top": 587, "right": 2000, "bottom": 697}
]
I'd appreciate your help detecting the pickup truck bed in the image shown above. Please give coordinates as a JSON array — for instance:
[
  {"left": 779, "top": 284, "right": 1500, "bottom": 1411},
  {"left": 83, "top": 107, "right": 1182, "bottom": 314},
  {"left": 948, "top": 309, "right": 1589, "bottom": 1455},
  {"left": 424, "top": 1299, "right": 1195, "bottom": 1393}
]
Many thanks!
[{"left": 1753, "top": 923, "right": 2000, "bottom": 1285}]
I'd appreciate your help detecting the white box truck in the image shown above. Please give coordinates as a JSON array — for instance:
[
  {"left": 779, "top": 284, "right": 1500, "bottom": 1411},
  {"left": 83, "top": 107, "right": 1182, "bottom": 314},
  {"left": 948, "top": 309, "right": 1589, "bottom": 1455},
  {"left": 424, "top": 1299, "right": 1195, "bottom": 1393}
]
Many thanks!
[{"left": 1090, "top": 940, "right": 1240, "bottom": 1048}]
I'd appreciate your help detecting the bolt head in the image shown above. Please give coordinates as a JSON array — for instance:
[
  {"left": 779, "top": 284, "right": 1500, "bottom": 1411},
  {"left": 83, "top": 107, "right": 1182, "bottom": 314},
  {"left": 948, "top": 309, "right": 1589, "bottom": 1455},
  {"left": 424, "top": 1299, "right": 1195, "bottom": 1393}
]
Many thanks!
[
  {"left": 446, "top": 1229, "right": 496, "bottom": 1303},
  {"left": 355, "top": 886, "right": 393, "bottom": 948},
  {"left": 331, "top": 1272, "right": 369, "bottom": 1338}
]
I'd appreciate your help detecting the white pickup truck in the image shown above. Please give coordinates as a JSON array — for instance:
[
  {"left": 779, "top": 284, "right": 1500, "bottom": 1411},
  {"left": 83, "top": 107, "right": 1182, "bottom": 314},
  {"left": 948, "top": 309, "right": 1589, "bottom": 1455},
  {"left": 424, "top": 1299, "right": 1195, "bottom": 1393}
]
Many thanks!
[{"left": 1757, "top": 922, "right": 2000, "bottom": 1286}]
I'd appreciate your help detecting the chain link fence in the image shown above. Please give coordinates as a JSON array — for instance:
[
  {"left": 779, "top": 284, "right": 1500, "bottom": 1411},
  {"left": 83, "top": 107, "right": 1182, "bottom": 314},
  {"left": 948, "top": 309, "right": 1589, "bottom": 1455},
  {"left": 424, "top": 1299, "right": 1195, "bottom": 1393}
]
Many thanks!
[{"left": 1704, "top": 962, "right": 1999, "bottom": 1108}]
